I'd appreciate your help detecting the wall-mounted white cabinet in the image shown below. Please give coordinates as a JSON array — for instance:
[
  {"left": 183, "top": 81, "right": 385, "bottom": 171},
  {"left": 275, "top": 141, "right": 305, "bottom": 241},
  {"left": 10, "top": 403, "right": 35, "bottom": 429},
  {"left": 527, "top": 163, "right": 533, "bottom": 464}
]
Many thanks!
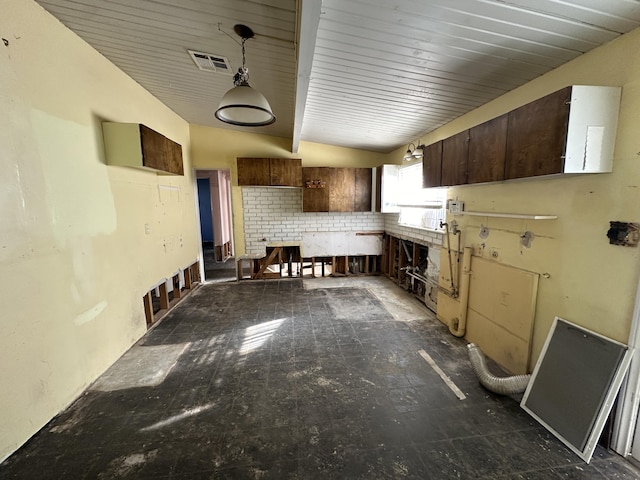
[
  {"left": 375, "top": 164, "right": 400, "bottom": 213},
  {"left": 103, "top": 123, "right": 184, "bottom": 175},
  {"left": 563, "top": 86, "right": 621, "bottom": 173}
]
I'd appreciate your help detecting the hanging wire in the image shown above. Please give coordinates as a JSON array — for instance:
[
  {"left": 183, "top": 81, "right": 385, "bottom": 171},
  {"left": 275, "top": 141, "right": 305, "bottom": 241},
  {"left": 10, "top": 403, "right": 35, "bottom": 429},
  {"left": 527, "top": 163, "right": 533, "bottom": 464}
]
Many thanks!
[{"left": 233, "top": 37, "right": 251, "bottom": 87}]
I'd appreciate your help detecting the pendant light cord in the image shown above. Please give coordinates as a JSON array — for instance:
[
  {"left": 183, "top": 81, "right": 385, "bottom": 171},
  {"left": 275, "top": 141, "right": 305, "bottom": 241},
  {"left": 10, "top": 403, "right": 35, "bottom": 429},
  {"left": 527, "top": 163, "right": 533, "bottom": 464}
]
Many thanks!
[
  {"left": 241, "top": 37, "right": 246, "bottom": 70},
  {"left": 233, "top": 37, "right": 250, "bottom": 87}
]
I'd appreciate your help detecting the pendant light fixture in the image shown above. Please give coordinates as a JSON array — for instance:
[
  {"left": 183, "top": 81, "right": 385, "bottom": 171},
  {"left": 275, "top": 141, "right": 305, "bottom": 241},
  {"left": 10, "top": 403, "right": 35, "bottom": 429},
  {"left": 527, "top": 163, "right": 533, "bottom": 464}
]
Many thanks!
[{"left": 215, "top": 24, "right": 276, "bottom": 127}]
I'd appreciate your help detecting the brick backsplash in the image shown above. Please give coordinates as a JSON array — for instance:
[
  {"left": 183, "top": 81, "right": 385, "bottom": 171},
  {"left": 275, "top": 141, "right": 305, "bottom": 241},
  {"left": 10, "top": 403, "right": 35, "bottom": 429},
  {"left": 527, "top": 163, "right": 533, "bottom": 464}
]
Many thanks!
[
  {"left": 384, "top": 214, "right": 444, "bottom": 247},
  {"left": 241, "top": 188, "right": 444, "bottom": 255},
  {"left": 242, "top": 187, "right": 385, "bottom": 255}
]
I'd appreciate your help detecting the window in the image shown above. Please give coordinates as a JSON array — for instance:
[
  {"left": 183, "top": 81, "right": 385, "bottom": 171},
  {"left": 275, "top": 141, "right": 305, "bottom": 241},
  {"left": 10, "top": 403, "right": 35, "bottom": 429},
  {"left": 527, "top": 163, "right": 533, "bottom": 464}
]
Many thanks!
[{"left": 397, "top": 161, "right": 446, "bottom": 231}]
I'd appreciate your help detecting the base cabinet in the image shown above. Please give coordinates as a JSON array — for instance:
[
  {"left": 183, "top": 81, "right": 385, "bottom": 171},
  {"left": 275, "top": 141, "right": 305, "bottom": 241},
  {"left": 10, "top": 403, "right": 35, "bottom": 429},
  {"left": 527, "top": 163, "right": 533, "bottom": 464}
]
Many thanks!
[{"left": 383, "top": 234, "right": 438, "bottom": 312}]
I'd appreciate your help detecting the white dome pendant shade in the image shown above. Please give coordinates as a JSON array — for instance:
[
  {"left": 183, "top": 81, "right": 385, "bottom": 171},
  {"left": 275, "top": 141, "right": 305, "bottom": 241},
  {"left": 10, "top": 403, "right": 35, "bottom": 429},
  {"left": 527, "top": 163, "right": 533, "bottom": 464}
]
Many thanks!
[
  {"left": 215, "top": 81, "right": 275, "bottom": 126},
  {"left": 215, "top": 24, "right": 276, "bottom": 127}
]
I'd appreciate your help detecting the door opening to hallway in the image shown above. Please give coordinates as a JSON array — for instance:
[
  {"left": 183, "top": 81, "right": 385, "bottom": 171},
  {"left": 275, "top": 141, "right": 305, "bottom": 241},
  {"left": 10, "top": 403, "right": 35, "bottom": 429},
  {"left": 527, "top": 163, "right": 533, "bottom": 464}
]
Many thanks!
[{"left": 196, "top": 169, "right": 235, "bottom": 282}]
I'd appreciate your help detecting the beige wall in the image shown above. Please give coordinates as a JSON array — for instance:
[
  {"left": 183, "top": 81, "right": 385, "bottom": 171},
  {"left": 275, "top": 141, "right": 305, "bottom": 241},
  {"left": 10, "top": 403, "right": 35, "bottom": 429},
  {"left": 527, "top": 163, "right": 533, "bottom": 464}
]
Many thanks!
[
  {"left": 189, "top": 124, "right": 387, "bottom": 255},
  {"left": 0, "top": 1, "right": 200, "bottom": 459},
  {"left": 430, "top": 27, "right": 640, "bottom": 367}
]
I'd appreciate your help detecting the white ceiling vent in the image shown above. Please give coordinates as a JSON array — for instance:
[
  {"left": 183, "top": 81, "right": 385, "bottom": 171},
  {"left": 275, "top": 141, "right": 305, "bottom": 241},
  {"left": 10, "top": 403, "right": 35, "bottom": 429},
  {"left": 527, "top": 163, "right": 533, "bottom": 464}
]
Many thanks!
[{"left": 188, "top": 50, "right": 232, "bottom": 74}]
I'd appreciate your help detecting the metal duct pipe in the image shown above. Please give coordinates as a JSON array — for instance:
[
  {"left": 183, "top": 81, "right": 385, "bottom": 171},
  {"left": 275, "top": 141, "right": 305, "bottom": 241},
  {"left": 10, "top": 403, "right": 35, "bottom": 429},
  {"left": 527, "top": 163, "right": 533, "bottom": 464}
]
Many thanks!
[
  {"left": 401, "top": 240, "right": 413, "bottom": 264},
  {"left": 448, "top": 247, "right": 472, "bottom": 337},
  {"left": 467, "top": 343, "right": 531, "bottom": 395},
  {"left": 440, "top": 221, "right": 458, "bottom": 297}
]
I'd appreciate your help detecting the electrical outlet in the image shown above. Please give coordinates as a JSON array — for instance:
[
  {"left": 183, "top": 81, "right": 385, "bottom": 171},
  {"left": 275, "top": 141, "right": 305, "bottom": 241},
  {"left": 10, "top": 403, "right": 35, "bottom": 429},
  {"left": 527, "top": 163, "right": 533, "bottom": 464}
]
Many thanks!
[
  {"left": 489, "top": 248, "right": 500, "bottom": 260},
  {"left": 448, "top": 200, "right": 465, "bottom": 214},
  {"left": 474, "top": 243, "right": 485, "bottom": 256}
]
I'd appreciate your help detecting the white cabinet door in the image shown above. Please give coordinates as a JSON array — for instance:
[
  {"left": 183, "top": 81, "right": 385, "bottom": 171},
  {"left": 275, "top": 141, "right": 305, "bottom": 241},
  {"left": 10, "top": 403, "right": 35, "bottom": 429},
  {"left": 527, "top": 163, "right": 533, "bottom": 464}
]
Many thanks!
[{"left": 379, "top": 164, "right": 400, "bottom": 213}]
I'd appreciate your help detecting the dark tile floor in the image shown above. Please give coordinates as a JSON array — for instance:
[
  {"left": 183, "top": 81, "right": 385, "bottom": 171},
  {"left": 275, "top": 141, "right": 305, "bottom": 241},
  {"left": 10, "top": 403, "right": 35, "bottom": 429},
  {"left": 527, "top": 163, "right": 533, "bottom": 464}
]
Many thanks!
[
  {"left": 2, "top": 279, "right": 640, "bottom": 479},
  {"left": 202, "top": 247, "right": 236, "bottom": 283}
]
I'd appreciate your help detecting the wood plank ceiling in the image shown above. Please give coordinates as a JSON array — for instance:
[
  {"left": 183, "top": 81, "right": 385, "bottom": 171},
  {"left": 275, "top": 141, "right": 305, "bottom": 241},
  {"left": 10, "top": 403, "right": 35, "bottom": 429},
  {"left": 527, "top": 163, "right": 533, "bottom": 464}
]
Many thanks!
[{"left": 35, "top": 0, "right": 640, "bottom": 153}]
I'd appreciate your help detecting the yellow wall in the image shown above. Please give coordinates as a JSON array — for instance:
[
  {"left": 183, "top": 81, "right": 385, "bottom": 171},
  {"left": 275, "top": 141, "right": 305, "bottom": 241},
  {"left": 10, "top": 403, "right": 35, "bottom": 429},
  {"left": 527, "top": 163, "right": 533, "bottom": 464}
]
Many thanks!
[
  {"left": 8, "top": 0, "right": 640, "bottom": 461},
  {"left": 0, "top": 0, "right": 200, "bottom": 459},
  {"left": 189, "top": 124, "right": 387, "bottom": 255},
  {"left": 429, "top": 27, "right": 640, "bottom": 367}
]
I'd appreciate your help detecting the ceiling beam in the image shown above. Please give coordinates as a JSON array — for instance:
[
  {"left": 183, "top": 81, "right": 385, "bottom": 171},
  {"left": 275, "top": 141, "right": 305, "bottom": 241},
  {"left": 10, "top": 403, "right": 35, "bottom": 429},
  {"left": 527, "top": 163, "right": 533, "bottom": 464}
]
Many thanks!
[{"left": 291, "top": 0, "right": 322, "bottom": 153}]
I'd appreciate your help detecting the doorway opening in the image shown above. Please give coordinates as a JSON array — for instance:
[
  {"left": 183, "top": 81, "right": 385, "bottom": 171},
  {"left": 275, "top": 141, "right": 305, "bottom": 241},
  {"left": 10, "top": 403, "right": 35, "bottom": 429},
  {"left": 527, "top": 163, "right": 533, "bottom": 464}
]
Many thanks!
[{"left": 196, "top": 169, "right": 235, "bottom": 282}]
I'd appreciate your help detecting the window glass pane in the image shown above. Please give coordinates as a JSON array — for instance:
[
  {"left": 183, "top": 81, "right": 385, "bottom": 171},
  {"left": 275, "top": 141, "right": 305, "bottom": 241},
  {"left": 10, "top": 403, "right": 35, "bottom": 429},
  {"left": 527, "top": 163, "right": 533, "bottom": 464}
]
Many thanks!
[{"left": 397, "top": 161, "right": 446, "bottom": 231}]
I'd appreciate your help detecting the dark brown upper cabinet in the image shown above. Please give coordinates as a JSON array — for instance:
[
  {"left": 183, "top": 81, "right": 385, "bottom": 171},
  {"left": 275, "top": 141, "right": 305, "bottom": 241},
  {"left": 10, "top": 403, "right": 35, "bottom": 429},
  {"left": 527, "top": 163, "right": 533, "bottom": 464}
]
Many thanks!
[
  {"left": 468, "top": 114, "right": 508, "bottom": 184},
  {"left": 302, "top": 167, "right": 330, "bottom": 212},
  {"left": 237, "top": 158, "right": 302, "bottom": 187},
  {"left": 423, "top": 85, "right": 620, "bottom": 188},
  {"left": 422, "top": 141, "right": 443, "bottom": 188},
  {"left": 441, "top": 130, "right": 470, "bottom": 186},
  {"left": 237, "top": 157, "right": 270, "bottom": 185},
  {"left": 354, "top": 168, "right": 373, "bottom": 212},
  {"left": 269, "top": 158, "right": 303, "bottom": 186},
  {"left": 303, "top": 167, "right": 372, "bottom": 212},
  {"left": 103, "top": 123, "right": 184, "bottom": 175},
  {"left": 505, "top": 87, "right": 571, "bottom": 180},
  {"left": 330, "top": 168, "right": 356, "bottom": 212},
  {"left": 139, "top": 125, "right": 184, "bottom": 175}
]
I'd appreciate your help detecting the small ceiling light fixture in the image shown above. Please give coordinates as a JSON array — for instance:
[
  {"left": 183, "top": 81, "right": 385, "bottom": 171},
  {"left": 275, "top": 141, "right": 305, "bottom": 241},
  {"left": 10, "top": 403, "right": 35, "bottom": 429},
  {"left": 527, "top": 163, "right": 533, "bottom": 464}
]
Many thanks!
[
  {"left": 403, "top": 142, "right": 425, "bottom": 161},
  {"left": 215, "top": 24, "right": 276, "bottom": 127}
]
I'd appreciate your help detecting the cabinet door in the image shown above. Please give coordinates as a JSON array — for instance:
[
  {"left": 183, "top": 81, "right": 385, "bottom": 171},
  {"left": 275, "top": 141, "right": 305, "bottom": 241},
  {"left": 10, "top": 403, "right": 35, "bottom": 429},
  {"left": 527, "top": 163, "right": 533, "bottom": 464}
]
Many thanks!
[
  {"left": 505, "top": 87, "right": 571, "bottom": 180},
  {"left": 302, "top": 167, "right": 330, "bottom": 212},
  {"left": 468, "top": 114, "right": 507, "bottom": 184},
  {"left": 441, "top": 130, "right": 469, "bottom": 186},
  {"left": 237, "top": 158, "right": 270, "bottom": 186},
  {"left": 140, "top": 124, "right": 184, "bottom": 175},
  {"left": 270, "top": 158, "right": 302, "bottom": 186},
  {"left": 330, "top": 168, "right": 356, "bottom": 212},
  {"left": 423, "top": 141, "right": 443, "bottom": 187},
  {"left": 354, "top": 168, "right": 372, "bottom": 212},
  {"left": 376, "top": 165, "right": 400, "bottom": 213},
  {"left": 375, "top": 167, "right": 382, "bottom": 212}
]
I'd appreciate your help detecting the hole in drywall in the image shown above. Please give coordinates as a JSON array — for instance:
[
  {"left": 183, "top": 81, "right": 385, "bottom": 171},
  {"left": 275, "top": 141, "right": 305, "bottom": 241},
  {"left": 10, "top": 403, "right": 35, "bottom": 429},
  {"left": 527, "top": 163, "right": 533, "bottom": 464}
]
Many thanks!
[
  {"left": 607, "top": 221, "right": 639, "bottom": 247},
  {"left": 520, "top": 231, "right": 535, "bottom": 248}
]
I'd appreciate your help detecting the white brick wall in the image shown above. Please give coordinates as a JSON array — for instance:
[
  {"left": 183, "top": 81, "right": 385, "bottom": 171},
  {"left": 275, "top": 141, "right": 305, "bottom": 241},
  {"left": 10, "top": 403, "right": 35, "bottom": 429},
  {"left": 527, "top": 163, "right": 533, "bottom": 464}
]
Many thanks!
[
  {"left": 384, "top": 213, "right": 444, "bottom": 247},
  {"left": 242, "top": 187, "right": 385, "bottom": 255},
  {"left": 241, "top": 187, "right": 444, "bottom": 255}
]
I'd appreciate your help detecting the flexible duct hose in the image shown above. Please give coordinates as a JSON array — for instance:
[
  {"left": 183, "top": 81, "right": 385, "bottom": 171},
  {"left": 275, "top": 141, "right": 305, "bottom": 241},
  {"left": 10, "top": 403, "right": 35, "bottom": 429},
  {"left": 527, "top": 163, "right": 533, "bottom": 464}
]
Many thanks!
[{"left": 467, "top": 343, "right": 531, "bottom": 395}]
